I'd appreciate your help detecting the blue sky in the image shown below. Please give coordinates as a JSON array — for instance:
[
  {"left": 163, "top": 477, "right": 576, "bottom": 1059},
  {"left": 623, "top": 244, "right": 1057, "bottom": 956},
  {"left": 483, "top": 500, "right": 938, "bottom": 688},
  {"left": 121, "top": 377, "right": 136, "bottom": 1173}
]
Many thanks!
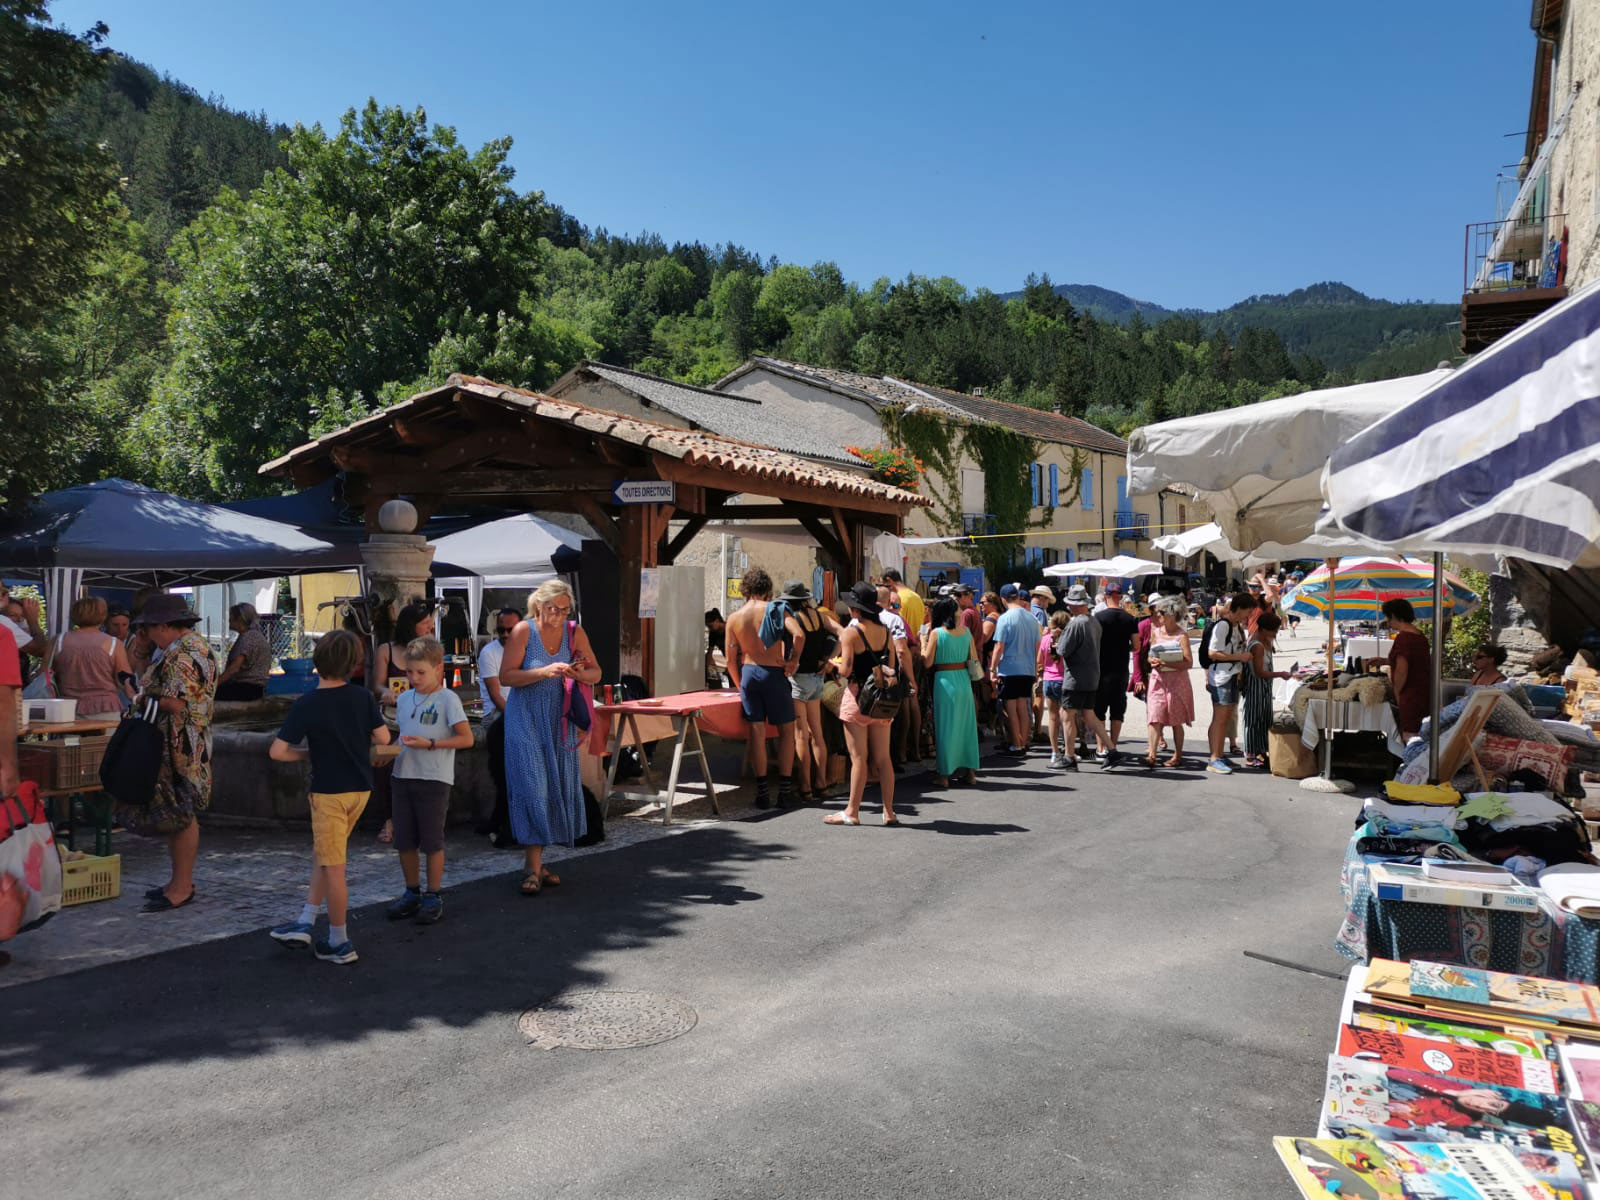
[{"left": 54, "top": 0, "right": 1531, "bottom": 309}]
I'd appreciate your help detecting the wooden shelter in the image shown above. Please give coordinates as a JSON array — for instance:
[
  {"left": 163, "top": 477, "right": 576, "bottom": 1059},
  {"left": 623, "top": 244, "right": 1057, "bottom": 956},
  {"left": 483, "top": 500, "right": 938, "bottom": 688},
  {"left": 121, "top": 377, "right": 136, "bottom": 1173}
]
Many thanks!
[{"left": 260, "top": 373, "right": 930, "bottom": 680}]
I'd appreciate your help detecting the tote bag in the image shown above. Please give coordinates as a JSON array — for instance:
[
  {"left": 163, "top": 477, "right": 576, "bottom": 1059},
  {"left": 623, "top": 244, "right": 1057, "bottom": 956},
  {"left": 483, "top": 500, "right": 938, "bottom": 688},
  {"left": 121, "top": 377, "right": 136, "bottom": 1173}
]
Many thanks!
[
  {"left": 98, "top": 696, "right": 164, "bottom": 810},
  {"left": 0, "top": 781, "right": 63, "bottom": 939}
]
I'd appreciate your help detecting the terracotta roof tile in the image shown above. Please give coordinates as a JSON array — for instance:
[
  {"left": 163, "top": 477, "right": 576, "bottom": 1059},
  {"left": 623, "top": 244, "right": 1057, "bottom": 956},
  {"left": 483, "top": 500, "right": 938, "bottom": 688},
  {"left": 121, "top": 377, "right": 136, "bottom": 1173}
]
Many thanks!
[{"left": 260, "top": 375, "right": 929, "bottom": 509}]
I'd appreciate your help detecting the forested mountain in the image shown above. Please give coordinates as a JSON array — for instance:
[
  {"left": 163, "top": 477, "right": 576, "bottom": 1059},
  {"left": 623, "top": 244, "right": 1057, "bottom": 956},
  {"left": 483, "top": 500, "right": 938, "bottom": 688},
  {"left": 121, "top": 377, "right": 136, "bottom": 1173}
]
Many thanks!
[
  {"left": 0, "top": 6, "right": 1457, "bottom": 503},
  {"left": 1002, "top": 279, "right": 1458, "bottom": 373}
]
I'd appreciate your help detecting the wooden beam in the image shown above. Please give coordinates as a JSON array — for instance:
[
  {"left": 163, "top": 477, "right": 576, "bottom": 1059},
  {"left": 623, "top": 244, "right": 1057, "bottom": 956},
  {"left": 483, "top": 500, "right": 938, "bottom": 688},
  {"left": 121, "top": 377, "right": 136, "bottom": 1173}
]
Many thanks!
[
  {"left": 357, "top": 468, "right": 616, "bottom": 496},
  {"left": 416, "top": 428, "right": 527, "bottom": 474},
  {"left": 796, "top": 514, "right": 848, "bottom": 573},
  {"left": 652, "top": 454, "right": 917, "bottom": 518},
  {"left": 829, "top": 507, "right": 856, "bottom": 565},
  {"left": 663, "top": 515, "right": 709, "bottom": 564},
  {"left": 569, "top": 493, "right": 621, "bottom": 554},
  {"left": 702, "top": 503, "right": 821, "bottom": 522},
  {"left": 393, "top": 417, "right": 455, "bottom": 448},
  {"left": 289, "top": 460, "right": 336, "bottom": 489}
]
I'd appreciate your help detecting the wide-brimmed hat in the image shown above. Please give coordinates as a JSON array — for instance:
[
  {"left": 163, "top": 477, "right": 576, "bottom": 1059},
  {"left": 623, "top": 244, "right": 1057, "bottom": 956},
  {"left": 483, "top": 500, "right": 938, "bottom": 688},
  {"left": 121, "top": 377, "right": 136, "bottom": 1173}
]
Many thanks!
[
  {"left": 1064, "top": 585, "right": 1091, "bottom": 607},
  {"left": 780, "top": 580, "right": 813, "bottom": 603},
  {"left": 134, "top": 593, "right": 200, "bottom": 627},
  {"left": 844, "top": 581, "right": 880, "bottom": 615},
  {"left": 1030, "top": 585, "right": 1056, "bottom": 604}
]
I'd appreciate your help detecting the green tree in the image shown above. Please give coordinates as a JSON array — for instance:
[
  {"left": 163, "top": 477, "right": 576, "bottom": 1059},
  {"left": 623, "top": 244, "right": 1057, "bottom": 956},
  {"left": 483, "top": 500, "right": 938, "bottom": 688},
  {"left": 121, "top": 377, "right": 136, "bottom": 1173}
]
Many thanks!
[
  {"left": 0, "top": 0, "right": 123, "bottom": 500},
  {"left": 150, "top": 101, "right": 552, "bottom": 495}
]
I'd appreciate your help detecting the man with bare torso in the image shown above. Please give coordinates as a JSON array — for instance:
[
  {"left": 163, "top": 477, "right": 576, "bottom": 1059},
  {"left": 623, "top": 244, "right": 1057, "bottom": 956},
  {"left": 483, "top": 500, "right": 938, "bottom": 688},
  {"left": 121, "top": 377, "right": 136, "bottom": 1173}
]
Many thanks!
[{"left": 725, "top": 566, "right": 797, "bottom": 809}]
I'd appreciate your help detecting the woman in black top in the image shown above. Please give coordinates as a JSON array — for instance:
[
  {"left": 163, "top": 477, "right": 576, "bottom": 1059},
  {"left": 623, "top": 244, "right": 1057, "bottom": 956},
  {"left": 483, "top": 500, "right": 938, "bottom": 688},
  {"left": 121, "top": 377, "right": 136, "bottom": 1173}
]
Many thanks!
[
  {"left": 779, "top": 581, "right": 844, "bottom": 804},
  {"left": 826, "top": 582, "right": 900, "bottom": 827}
]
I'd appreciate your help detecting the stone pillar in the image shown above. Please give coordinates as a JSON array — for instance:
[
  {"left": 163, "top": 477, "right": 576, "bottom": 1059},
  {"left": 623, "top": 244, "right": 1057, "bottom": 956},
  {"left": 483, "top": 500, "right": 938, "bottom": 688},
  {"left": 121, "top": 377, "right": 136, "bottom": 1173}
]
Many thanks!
[{"left": 360, "top": 499, "right": 436, "bottom": 634}]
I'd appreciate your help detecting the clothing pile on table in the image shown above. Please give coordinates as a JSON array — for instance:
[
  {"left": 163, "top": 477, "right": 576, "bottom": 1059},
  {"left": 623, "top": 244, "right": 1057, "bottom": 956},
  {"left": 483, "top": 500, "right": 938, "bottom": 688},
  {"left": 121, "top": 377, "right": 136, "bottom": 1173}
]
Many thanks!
[{"left": 1336, "top": 784, "right": 1597, "bottom": 963}]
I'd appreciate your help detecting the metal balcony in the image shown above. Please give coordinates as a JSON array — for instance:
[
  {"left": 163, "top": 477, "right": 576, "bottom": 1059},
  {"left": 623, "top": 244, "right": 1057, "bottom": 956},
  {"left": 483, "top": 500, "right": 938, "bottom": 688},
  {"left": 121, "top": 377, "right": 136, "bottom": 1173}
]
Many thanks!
[
  {"left": 1114, "top": 511, "right": 1149, "bottom": 540},
  {"left": 1461, "top": 213, "right": 1568, "bottom": 354},
  {"left": 961, "top": 512, "right": 996, "bottom": 536}
]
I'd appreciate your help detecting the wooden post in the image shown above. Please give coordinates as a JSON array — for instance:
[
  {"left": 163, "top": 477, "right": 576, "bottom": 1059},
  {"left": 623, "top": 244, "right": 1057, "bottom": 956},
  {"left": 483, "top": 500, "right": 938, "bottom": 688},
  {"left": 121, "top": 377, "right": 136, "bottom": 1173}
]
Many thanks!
[{"left": 617, "top": 503, "right": 668, "bottom": 691}]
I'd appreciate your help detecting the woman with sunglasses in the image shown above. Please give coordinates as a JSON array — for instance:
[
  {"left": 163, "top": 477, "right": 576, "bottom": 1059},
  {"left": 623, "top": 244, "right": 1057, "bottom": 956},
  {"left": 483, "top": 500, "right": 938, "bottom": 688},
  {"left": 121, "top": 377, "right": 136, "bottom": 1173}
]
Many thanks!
[{"left": 1470, "top": 644, "right": 1509, "bottom": 687}]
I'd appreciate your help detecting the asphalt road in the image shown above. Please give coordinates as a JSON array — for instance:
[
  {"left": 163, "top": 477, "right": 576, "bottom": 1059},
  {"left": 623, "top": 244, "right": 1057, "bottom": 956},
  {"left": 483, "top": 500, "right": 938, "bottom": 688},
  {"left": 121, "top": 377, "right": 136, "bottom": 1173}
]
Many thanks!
[{"left": 3, "top": 749, "right": 1357, "bottom": 1200}]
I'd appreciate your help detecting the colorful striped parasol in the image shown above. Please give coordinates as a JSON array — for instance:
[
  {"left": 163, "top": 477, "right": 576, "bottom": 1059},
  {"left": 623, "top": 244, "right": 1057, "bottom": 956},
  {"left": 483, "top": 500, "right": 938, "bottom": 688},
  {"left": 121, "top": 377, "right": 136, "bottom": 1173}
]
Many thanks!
[{"left": 1281, "top": 557, "right": 1479, "bottom": 621}]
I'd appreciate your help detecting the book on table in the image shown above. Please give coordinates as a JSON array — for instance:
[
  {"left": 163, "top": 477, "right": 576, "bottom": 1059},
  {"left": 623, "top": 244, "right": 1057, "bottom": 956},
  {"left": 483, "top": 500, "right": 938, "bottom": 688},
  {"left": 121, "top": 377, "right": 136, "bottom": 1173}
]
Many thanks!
[
  {"left": 1420, "top": 859, "right": 1525, "bottom": 886},
  {"left": 1322, "top": 1053, "right": 1583, "bottom": 1157},
  {"left": 1348, "top": 1002, "right": 1555, "bottom": 1065},
  {"left": 1274, "top": 1135, "right": 1586, "bottom": 1200},
  {"left": 1362, "top": 959, "right": 1600, "bottom": 1035},
  {"left": 1369, "top": 862, "right": 1543, "bottom": 913},
  {"left": 1335, "top": 1023, "right": 1559, "bottom": 1094}
]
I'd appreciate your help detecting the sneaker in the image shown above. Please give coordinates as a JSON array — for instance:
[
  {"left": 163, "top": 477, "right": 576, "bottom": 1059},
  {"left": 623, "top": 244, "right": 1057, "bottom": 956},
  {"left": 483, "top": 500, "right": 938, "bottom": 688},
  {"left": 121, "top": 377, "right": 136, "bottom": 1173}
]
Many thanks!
[
  {"left": 1048, "top": 754, "right": 1065, "bottom": 769},
  {"left": 269, "top": 921, "right": 314, "bottom": 948},
  {"left": 386, "top": 889, "right": 421, "bottom": 921},
  {"left": 1206, "top": 758, "right": 1234, "bottom": 775},
  {"left": 1061, "top": 758, "right": 1079, "bottom": 772},
  {"left": 416, "top": 892, "right": 444, "bottom": 924},
  {"left": 314, "top": 939, "right": 359, "bottom": 965},
  {"left": 1100, "top": 749, "right": 1123, "bottom": 770}
]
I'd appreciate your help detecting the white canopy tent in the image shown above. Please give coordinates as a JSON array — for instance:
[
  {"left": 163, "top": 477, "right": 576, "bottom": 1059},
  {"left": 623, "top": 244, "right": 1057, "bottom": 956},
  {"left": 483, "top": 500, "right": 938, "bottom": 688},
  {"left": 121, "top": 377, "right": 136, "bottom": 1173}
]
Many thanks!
[
  {"left": 429, "top": 514, "right": 585, "bottom": 635},
  {"left": 1043, "top": 554, "right": 1164, "bottom": 579},
  {"left": 1127, "top": 368, "right": 1453, "bottom": 551}
]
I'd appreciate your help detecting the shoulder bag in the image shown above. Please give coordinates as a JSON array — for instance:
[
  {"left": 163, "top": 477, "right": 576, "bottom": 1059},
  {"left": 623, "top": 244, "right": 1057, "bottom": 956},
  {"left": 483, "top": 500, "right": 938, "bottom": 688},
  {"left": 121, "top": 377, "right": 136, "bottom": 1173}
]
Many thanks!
[
  {"left": 98, "top": 696, "right": 164, "bottom": 810},
  {"left": 854, "top": 625, "right": 903, "bottom": 719}
]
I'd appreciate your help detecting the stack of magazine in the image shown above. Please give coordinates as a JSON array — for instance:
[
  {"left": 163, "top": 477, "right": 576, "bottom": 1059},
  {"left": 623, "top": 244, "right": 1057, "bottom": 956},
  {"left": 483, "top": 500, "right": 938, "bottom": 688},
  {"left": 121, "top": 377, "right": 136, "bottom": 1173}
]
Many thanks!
[{"left": 1277, "top": 958, "right": 1600, "bottom": 1200}]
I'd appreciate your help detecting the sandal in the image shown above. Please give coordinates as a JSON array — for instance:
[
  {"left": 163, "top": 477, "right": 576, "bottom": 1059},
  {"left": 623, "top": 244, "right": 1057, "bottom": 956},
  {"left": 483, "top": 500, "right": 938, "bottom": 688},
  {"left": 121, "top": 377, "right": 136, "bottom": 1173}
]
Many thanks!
[
  {"left": 934, "top": 776, "right": 950, "bottom": 788},
  {"left": 377, "top": 820, "right": 394, "bottom": 845},
  {"left": 1142, "top": 755, "right": 1159, "bottom": 767},
  {"left": 142, "top": 888, "right": 196, "bottom": 913},
  {"left": 1165, "top": 755, "right": 1184, "bottom": 769},
  {"left": 882, "top": 814, "right": 900, "bottom": 826},
  {"left": 519, "top": 873, "right": 542, "bottom": 896},
  {"left": 540, "top": 868, "right": 561, "bottom": 888},
  {"left": 823, "top": 813, "right": 859, "bottom": 826}
]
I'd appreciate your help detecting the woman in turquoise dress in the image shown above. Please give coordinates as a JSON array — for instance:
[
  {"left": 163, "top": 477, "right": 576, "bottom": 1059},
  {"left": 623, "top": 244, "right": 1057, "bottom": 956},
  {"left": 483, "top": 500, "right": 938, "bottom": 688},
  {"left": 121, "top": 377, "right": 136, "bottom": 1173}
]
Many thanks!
[
  {"left": 499, "top": 580, "right": 602, "bottom": 896},
  {"left": 919, "top": 597, "right": 980, "bottom": 787}
]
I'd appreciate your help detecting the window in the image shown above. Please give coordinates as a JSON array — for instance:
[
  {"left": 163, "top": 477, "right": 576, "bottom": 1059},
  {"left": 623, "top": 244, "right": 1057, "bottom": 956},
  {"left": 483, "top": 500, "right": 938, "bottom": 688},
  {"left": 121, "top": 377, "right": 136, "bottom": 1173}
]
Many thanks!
[
  {"left": 1081, "top": 468, "right": 1094, "bottom": 510},
  {"left": 1043, "top": 547, "right": 1058, "bottom": 567},
  {"left": 1048, "top": 463, "right": 1059, "bottom": 507},
  {"left": 1030, "top": 462, "right": 1041, "bottom": 507}
]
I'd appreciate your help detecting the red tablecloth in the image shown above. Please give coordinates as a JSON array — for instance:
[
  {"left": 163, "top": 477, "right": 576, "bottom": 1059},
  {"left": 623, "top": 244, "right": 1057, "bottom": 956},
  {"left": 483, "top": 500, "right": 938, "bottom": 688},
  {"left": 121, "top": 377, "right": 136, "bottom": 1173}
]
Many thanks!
[{"left": 590, "top": 689, "right": 773, "bottom": 756}]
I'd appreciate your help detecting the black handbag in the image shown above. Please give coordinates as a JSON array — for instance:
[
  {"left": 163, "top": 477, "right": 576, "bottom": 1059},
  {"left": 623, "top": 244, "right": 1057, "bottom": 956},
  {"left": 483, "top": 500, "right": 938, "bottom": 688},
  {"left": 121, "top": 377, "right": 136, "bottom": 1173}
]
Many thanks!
[{"left": 98, "top": 697, "right": 164, "bottom": 809}]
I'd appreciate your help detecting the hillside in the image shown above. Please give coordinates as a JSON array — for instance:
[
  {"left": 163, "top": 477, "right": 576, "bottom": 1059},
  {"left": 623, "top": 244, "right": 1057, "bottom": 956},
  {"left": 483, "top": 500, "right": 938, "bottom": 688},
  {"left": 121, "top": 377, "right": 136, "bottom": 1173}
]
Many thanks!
[{"left": 1002, "top": 278, "right": 1456, "bottom": 372}]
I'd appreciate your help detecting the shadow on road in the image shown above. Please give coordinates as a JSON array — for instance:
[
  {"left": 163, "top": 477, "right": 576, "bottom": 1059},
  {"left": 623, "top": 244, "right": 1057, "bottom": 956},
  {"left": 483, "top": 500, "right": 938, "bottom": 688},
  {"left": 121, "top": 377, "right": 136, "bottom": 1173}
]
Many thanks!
[
  {"left": 0, "top": 824, "right": 789, "bottom": 1079},
  {"left": 909, "top": 820, "right": 1030, "bottom": 837}
]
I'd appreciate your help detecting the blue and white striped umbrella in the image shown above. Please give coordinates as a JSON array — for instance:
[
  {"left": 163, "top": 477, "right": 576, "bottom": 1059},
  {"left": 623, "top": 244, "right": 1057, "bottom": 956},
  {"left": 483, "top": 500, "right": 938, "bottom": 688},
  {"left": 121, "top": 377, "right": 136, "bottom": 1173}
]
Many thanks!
[{"left": 1321, "top": 279, "right": 1600, "bottom": 569}]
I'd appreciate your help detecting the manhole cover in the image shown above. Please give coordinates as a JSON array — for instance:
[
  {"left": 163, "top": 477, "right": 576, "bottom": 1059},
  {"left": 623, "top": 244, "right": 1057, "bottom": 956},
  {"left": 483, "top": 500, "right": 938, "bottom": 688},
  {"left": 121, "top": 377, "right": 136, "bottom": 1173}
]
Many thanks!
[{"left": 517, "top": 990, "right": 698, "bottom": 1050}]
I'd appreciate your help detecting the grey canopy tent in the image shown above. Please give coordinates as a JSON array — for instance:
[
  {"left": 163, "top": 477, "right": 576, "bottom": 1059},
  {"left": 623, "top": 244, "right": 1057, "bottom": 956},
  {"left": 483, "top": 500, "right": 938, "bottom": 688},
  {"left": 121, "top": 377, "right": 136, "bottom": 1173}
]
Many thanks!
[{"left": 0, "top": 479, "right": 362, "bottom": 635}]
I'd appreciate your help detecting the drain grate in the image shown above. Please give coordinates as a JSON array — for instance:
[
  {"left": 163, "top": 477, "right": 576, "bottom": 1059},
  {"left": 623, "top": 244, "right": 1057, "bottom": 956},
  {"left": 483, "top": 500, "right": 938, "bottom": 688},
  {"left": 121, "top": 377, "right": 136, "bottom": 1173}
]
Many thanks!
[{"left": 518, "top": 990, "right": 698, "bottom": 1050}]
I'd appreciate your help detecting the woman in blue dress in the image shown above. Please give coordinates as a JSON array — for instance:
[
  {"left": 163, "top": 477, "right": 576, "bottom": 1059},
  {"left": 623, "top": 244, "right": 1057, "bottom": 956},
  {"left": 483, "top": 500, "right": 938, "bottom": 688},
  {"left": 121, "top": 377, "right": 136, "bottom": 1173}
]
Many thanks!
[{"left": 499, "top": 580, "right": 601, "bottom": 895}]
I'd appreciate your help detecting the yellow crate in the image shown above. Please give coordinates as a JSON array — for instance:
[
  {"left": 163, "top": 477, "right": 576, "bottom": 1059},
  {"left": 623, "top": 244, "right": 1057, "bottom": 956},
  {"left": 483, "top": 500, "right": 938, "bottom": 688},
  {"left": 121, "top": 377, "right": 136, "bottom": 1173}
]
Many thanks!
[{"left": 60, "top": 851, "right": 120, "bottom": 906}]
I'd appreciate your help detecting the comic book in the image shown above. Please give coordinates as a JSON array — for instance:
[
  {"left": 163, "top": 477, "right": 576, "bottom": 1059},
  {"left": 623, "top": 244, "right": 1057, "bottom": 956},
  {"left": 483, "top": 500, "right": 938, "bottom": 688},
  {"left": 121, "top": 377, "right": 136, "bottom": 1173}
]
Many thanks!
[
  {"left": 1349, "top": 1004, "right": 1554, "bottom": 1064},
  {"left": 1363, "top": 960, "right": 1600, "bottom": 1033},
  {"left": 1336, "top": 1024, "right": 1559, "bottom": 1095},
  {"left": 1559, "top": 1041, "right": 1600, "bottom": 1102},
  {"left": 1274, "top": 1136, "right": 1586, "bottom": 1200},
  {"left": 1323, "top": 1054, "right": 1583, "bottom": 1158}
]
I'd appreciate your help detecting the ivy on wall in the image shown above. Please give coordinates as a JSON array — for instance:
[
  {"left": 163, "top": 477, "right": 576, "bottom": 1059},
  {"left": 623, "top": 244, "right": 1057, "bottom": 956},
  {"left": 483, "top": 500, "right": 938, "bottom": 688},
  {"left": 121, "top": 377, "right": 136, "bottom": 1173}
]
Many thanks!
[{"left": 891, "top": 409, "right": 961, "bottom": 531}]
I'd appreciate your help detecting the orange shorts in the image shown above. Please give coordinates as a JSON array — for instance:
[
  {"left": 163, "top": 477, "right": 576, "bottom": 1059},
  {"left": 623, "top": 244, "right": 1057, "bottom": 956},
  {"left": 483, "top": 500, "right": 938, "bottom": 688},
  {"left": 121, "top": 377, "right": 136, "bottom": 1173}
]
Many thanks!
[{"left": 309, "top": 791, "right": 369, "bottom": 866}]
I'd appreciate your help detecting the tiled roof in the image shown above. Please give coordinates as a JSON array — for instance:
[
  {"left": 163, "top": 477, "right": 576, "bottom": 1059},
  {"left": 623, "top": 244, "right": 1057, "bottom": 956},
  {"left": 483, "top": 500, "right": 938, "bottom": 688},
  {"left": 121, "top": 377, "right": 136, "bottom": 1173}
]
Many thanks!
[
  {"left": 260, "top": 375, "right": 929, "bottom": 509},
  {"left": 559, "top": 362, "right": 859, "bottom": 465},
  {"left": 730, "top": 357, "right": 1128, "bottom": 455}
]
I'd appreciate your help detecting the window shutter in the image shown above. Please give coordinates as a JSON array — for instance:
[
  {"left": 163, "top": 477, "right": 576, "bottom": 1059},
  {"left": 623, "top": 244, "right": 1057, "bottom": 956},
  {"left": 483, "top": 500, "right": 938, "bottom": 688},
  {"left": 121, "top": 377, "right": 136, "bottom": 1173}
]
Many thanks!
[
  {"left": 1082, "top": 468, "right": 1094, "bottom": 509},
  {"left": 1030, "top": 463, "right": 1041, "bottom": 507},
  {"left": 1049, "top": 463, "right": 1059, "bottom": 506}
]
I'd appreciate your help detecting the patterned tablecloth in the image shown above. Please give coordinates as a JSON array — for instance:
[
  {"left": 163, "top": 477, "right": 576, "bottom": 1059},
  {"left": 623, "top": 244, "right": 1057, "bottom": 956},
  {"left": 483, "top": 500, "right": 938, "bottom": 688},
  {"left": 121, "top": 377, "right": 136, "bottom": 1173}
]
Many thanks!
[{"left": 1336, "top": 826, "right": 1600, "bottom": 982}]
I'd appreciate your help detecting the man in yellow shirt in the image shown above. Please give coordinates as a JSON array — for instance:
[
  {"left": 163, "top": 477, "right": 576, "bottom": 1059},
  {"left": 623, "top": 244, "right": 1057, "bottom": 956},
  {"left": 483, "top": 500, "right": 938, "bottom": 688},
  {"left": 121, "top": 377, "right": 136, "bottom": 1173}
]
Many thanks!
[{"left": 883, "top": 569, "right": 925, "bottom": 763}]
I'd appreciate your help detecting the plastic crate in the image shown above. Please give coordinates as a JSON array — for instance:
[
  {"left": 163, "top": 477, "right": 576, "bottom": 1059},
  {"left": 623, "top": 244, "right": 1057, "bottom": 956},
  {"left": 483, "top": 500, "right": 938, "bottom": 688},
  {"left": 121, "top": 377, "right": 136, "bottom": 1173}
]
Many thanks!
[
  {"left": 18, "top": 738, "right": 108, "bottom": 791},
  {"left": 60, "top": 852, "right": 120, "bottom": 906}
]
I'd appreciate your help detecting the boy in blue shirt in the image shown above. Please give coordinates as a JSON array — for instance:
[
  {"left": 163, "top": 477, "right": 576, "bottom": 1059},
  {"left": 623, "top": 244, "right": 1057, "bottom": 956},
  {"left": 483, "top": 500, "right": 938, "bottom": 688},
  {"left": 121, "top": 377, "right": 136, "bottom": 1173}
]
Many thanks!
[
  {"left": 267, "top": 630, "right": 390, "bottom": 965},
  {"left": 386, "top": 636, "right": 471, "bottom": 924}
]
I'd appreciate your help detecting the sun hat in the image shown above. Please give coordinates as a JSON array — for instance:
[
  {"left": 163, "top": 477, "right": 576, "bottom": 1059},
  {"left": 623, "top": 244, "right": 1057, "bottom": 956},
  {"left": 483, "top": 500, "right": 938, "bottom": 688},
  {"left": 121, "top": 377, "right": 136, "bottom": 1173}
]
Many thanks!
[
  {"left": 1064, "top": 585, "right": 1092, "bottom": 607},
  {"left": 779, "top": 580, "right": 812, "bottom": 603},
  {"left": 133, "top": 593, "right": 201, "bottom": 627},
  {"left": 844, "top": 581, "right": 881, "bottom": 615},
  {"left": 1030, "top": 585, "right": 1056, "bottom": 603}
]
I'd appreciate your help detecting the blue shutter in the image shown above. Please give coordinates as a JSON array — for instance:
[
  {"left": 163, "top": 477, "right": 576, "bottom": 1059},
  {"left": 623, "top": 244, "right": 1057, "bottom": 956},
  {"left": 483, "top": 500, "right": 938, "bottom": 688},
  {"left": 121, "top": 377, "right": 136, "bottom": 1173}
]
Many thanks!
[
  {"left": 1082, "top": 468, "right": 1094, "bottom": 509},
  {"left": 1030, "top": 463, "right": 1040, "bottom": 506},
  {"left": 1049, "top": 463, "right": 1059, "bottom": 506},
  {"left": 1116, "top": 475, "right": 1128, "bottom": 510}
]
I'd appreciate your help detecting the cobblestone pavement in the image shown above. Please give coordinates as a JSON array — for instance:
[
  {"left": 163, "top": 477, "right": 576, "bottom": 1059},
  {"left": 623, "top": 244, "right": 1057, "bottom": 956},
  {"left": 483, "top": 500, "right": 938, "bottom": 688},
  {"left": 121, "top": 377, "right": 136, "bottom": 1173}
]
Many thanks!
[{"left": 1, "top": 781, "right": 763, "bottom": 988}]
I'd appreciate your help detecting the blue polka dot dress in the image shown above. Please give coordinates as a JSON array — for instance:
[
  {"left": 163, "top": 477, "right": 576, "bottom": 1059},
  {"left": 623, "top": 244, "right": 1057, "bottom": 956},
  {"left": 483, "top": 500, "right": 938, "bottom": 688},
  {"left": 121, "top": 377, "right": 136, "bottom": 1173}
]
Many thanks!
[{"left": 505, "top": 622, "right": 586, "bottom": 847}]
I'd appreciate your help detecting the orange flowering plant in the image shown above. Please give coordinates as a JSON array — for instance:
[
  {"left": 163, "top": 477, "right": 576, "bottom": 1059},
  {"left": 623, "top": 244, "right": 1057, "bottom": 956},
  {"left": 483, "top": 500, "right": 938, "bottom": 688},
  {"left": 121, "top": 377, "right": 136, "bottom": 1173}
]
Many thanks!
[{"left": 845, "top": 445, "right": 924, "bottom": 491}]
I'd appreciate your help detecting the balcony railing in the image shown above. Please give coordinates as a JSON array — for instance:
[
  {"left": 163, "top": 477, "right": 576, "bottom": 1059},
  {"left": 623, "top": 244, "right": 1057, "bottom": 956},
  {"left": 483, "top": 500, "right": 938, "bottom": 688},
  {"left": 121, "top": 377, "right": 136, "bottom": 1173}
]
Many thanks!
[
  {"left": 1114, "top": 511, "right": 1149, "bottom": 540},
  {"left": 1464, "top": 213, "right": 1566, "bottom": 295},
  {"left": 961, "top": 512, "right": 996, "bottom": 537}
]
